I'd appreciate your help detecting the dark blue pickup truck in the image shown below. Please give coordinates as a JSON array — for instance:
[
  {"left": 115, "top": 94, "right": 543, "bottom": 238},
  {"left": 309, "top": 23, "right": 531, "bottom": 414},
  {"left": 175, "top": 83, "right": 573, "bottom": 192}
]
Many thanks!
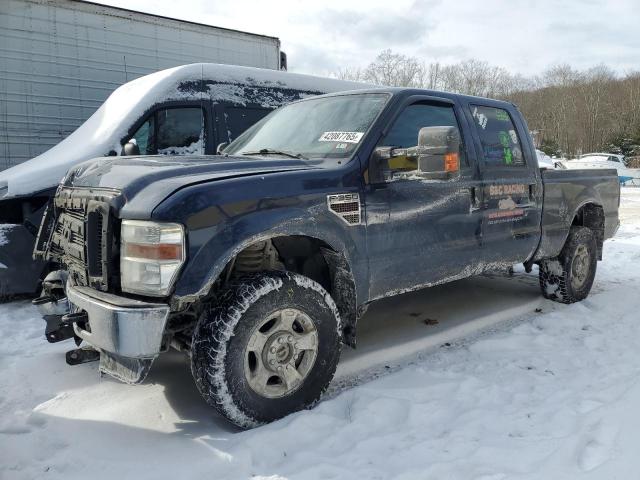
[{"left": 34, "top": 88, "right": 619, "bottom": 427}]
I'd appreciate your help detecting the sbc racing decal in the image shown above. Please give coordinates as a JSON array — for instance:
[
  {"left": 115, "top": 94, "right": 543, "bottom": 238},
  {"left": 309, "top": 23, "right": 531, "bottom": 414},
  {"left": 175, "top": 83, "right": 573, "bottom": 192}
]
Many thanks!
[
  {"left": 488, "top": 184, "right": 527, "bottom": 197},
  {"left": 485, "top": 183, "right": 528, "bottom": 224}
]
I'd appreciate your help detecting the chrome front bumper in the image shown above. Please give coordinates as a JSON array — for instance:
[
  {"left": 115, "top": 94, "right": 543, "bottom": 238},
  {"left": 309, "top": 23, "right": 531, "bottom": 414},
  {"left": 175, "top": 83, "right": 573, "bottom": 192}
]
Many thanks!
[{"left": 67, "top": 283, "right": 170, "bottom": 358}]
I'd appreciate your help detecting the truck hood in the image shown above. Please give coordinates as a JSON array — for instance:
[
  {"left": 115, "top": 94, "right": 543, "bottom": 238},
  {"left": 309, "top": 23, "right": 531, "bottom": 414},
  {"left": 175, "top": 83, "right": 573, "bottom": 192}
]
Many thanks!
[{"left": 62, "top": 155, "right": 320, "bottom": 216}]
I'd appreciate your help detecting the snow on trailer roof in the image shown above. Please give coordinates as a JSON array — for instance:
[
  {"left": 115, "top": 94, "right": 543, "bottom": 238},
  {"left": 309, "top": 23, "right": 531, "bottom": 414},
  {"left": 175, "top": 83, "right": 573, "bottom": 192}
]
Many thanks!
[{"left": 0, "top": 63, "right": 369, "bottom": 199}]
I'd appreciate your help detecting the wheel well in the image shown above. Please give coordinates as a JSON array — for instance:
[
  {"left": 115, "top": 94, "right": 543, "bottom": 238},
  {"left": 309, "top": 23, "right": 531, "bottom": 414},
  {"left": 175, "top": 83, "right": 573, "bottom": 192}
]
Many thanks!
[
  {"left": 572, "top": 203, "right": 605, "bottom": 259},
  {"left": 224, "top": 235, "right": 358, "bottom": 347}
]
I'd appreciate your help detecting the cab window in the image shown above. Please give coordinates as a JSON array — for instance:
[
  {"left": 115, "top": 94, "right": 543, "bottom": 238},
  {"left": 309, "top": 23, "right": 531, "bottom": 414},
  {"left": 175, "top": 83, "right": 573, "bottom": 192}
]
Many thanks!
[
  {"left": 131, "top": 115, "right": 154, "bottom": 155},
  {"left": 130, "top": 106, "right": 205, "bottom": 155},
  {"left": 471, "top": 105, "right": 524, "bottom": 167},
  {"left": 222, "top": 106, "right": 271, "bottom": 143},
  {"left": 378, "top": 102, "right": 466, "bottom": 177}
]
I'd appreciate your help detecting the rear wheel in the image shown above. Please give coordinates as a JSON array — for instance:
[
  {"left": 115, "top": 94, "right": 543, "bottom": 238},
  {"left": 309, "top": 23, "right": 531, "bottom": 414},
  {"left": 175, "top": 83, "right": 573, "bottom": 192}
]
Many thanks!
[
  {"left": 191, "top": 271, "right": 341, "bottom": 428},
  {"left": 538, "top": 226, "right": 597, "bottom": 303}
]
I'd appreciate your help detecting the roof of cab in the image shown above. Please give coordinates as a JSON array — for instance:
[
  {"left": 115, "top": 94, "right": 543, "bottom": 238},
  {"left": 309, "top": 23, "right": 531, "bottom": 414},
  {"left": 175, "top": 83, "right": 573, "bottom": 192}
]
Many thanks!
[{"left": 309, "top": 87, "right": 516, "bottom": 109}]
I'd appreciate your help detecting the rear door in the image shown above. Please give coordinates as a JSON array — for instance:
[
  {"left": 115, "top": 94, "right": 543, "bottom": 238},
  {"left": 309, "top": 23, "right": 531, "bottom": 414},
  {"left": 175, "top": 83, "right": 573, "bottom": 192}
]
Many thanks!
[{"left": 466, "top": 103, "right": 542, "bottom": 264}]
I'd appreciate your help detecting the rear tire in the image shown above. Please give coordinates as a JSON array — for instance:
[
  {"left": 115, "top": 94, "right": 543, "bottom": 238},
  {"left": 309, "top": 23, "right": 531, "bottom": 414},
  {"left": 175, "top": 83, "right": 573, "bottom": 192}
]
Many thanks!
[
  {"left": 191, "top": 271, "right": 341, "bottom": 428},
  {"left": 538, "top": 226, "right": 597, "bottom": 304}
]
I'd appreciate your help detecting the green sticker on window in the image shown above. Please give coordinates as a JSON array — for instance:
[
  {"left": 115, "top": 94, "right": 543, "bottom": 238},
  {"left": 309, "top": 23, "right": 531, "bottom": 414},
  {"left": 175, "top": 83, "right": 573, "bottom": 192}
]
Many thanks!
[
  {"left": 498, "top": 131, "right": 510, "bottom": 148},
  {"left": 504, "top": 147, "right": 513, "bottom": 165},
  {"left": 495, "top": 110, "right": 510, "bottom": 121}
]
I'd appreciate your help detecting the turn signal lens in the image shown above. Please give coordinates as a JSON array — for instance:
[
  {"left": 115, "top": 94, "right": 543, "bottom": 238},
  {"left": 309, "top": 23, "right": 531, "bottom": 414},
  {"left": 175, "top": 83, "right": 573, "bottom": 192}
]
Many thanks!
[
  {"left": 123, "top": 242, "right": 183, "bottom": 261},
  {"left": 444, "top": 152, "right": 460, "bottom": 172}
]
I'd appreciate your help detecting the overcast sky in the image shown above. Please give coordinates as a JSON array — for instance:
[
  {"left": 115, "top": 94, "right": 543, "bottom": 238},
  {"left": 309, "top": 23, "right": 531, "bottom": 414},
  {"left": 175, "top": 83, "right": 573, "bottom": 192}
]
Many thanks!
[{"left": 95, "top": 0, "right": 640, "bottom": 77}]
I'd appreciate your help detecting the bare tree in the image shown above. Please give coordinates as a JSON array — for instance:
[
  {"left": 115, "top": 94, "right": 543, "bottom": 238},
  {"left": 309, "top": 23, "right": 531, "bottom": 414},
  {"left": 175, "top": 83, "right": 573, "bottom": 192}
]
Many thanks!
[
  {"left": 363, "top": 49, "right": 427, "bottom": 87},
  {"left": 332, "top": 49, "right": 640, "bottom": 157},
  {"left": 335, "top": 67, "right": 367, "bottom": 83}
]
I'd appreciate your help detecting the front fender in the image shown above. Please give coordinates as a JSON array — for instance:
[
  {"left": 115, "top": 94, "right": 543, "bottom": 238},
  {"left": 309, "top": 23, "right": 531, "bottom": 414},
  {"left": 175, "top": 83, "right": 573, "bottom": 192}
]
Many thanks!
[{"left": 152, "top": 173, "right": 367, "bottom": 310}]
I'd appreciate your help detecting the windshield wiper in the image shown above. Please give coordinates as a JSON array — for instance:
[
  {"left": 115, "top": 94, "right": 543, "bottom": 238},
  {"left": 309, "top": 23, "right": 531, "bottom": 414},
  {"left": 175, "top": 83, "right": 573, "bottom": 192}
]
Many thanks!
[{"left": 241, "top": 149, "right": 308, "bottom": 160}]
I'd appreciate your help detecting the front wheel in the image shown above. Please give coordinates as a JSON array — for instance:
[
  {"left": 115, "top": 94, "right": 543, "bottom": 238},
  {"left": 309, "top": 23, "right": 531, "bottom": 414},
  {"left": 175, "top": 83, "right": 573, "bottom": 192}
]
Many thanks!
[
  {"left": 538, "top": 226, "right": 598, "bottom": 304},
  {"left": 191, "top": 271, "right": 342, "bottom": 428}
]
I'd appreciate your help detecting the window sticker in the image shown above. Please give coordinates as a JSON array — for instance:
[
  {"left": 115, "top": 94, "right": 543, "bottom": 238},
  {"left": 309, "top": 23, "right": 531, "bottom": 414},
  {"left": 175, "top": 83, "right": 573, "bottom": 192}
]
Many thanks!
[
  {"left": 495, "top": 110, "right": 510, "bottom": 121},
  {"left": 334, "top": 143, "right": 349, "bottom": 149},
  {"left": 318, "top": 131, "right": 364, "bottom": 143},
  {"left": 472, "top": 107, "right": 488, "bottom": 129},
  {"left": 471, "top": 105, "right": 525, "bottom": 167},
  {"left": 498, "top": 131, "right": 512, "bottom": 164}
]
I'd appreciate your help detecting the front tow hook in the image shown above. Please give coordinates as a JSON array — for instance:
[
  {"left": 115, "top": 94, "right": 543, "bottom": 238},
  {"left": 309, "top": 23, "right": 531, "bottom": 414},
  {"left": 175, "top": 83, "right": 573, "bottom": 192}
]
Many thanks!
[
  {"left": 57, "top": 311, "right": 100, "bottom": 365},
  {"left": 32, "top": 296, "right": 86, "bottom": 344},
  {"left": 32, "top": 295, "right": 55, "bottom": 306},
  {"left": 61, "top": 311, "right": 88, "bottom": 324}
]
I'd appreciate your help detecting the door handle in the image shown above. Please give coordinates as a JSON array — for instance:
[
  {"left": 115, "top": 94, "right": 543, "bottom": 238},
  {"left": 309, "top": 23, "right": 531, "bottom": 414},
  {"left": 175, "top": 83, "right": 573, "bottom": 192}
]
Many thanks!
[{"left": 470, "top": 187, "right": 481, "bottom": 212}]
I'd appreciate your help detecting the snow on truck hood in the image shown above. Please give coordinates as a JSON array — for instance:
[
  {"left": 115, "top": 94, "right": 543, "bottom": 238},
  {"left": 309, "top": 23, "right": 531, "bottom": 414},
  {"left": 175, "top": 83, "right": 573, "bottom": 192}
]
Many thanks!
[{"left": 0, "top": 63, "right": 368, "bottom": 200}]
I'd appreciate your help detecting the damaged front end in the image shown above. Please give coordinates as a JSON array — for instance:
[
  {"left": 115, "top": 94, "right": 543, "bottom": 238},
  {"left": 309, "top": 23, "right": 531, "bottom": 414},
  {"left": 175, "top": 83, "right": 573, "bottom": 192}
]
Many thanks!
[{"left": 32, "top": 187, "right": 170, "bottom": 384}]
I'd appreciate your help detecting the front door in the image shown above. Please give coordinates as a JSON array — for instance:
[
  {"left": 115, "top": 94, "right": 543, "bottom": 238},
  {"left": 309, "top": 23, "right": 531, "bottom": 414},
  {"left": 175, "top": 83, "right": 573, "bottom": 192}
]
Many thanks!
[{"left": 365, "top": 98, "right": 484, "bottom": 300}]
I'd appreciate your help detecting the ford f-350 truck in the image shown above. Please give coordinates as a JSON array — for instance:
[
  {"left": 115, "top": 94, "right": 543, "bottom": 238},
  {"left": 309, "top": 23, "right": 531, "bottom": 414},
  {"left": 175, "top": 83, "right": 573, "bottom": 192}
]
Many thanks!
[{"left": 33, "top": 88, "right": 620, "bottom": 428}]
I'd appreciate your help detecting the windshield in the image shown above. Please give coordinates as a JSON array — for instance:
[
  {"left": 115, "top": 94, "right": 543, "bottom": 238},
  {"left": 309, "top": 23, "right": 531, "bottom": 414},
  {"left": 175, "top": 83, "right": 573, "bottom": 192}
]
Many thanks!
[{"left": 224, "top": 93, "right": 389, "bottom": 160}]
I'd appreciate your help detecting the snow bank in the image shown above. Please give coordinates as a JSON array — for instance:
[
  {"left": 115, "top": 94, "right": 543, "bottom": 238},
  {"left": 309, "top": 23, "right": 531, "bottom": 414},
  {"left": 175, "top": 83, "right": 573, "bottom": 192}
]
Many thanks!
[
  {"left": 536, "top": 149, "right": 557, "bottom": 169},
  {"left": 2, "top": 190, "right": 639, "bottom": 479},
  {"left": 0, "top": 64, "right": 369, "bottom": 199}
]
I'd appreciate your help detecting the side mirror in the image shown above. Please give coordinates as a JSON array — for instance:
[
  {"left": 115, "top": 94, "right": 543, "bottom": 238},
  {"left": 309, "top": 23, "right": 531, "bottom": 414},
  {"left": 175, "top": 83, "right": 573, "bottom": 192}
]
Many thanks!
[
  {"left": 216, "top": 142, "right": 229, "bottom": 155},
  {"left": 414, "top": 126, "right": 460, "bottom": 178},
  {"left": 368, "top": 126, "right": 461, "bottom": 184},
  {"left": 121, "top": 140, "right": 140, "bottom": 156}
]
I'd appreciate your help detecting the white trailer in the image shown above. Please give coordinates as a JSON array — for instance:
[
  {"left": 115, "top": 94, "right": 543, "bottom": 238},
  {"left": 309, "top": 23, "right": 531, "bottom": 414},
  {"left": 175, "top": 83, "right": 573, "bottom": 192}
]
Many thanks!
[{"left": 0, "top": 0, "right": 284, "bottom": 170}]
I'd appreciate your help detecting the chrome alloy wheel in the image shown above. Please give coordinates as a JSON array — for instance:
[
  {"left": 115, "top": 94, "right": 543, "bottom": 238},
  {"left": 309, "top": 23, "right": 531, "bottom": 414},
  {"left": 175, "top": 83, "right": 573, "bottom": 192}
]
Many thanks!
[
  {"left": 571, "top": 244, "right": 591, "bottom": 290},
  {"left": 244, "top": 308, "right": 319, "bottom": 398}
]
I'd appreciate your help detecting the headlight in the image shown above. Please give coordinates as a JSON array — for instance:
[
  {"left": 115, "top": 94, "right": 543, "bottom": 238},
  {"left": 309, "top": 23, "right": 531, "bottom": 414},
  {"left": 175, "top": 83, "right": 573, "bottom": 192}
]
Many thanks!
[{"left": 120, "top": 220, "right": 185, "bottom": 296}]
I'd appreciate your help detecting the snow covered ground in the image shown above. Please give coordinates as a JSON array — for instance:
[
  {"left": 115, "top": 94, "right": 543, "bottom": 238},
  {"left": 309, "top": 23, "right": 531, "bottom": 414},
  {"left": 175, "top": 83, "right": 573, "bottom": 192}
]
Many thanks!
[{"left": 2, "top": 188, "right": 640, "bottom": 480}]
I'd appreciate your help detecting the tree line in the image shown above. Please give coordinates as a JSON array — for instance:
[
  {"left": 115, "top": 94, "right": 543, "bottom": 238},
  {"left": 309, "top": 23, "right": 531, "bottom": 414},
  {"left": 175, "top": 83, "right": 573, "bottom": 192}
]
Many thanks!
[{"left": 336, "top": 50, "right": 640, "bottom": 159}]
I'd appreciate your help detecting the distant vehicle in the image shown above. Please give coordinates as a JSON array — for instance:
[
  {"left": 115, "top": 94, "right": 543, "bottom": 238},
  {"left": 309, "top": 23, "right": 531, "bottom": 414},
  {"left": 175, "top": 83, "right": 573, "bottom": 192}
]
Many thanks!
[
  {"left": 0, "top": 63, "right": 368, "bottom": 297},
  {"left": 536, "top": 149, "right": 559, "bottom": 169},
  {"left": 564, "top": 153, "right": 640, "bottom": 185},
  {"left": 34, "top": 87, "right": 620, "bottom": 428}
]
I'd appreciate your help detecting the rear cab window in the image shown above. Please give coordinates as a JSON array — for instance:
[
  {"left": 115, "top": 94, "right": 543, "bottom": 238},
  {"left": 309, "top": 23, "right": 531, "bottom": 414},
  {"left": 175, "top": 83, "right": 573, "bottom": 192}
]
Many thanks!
[
  {"left": 470, "top": 105, "right": 525, "bottom": 167},
  {"left": 221, "top": 106, "right": 271, "bottom": 144}
]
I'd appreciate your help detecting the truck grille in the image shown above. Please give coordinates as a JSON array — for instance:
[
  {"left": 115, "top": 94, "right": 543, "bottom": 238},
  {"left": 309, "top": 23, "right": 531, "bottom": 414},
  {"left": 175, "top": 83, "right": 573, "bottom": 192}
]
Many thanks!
[{"left": 41, "top": 187, "right": 121, "bottom": 291}]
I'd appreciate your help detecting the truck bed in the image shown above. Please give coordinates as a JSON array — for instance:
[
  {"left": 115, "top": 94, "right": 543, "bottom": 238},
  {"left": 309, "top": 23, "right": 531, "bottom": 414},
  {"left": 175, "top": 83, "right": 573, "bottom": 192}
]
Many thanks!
[{"left": 535, "top": 168, "right": 620, "bottom": 261}]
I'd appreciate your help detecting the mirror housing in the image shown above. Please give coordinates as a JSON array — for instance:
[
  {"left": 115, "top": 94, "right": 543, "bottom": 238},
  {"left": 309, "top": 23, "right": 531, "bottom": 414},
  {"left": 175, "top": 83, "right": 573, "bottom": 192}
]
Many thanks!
[
  {"left": 414, "top": 126, "right": 460, "bottom": 178},
  {"left": 216, "top": 142, "right": 229, "bottom": 155},
  {"left": 121, "top": 140, "right": 140, "bottom": 156},
  {"left": 369, "top": 126, "right": 461, "bottom": 184}
]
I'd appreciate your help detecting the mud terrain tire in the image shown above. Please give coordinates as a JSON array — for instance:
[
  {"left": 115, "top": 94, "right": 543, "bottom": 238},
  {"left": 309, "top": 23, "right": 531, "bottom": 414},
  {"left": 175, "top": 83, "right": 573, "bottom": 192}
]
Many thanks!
[
  {"left": 191, "top": 271, "right": 341, "bottom": 428},
  {"left": 539, "top": 226, "right": 597, "bottom": 304}
]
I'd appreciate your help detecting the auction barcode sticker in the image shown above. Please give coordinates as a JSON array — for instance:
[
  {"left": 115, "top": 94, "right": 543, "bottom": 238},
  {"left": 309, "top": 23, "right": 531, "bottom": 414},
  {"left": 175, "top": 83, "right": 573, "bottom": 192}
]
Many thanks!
[{"left": 318, "top": 131, "right": 364, "bottom": 143}]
